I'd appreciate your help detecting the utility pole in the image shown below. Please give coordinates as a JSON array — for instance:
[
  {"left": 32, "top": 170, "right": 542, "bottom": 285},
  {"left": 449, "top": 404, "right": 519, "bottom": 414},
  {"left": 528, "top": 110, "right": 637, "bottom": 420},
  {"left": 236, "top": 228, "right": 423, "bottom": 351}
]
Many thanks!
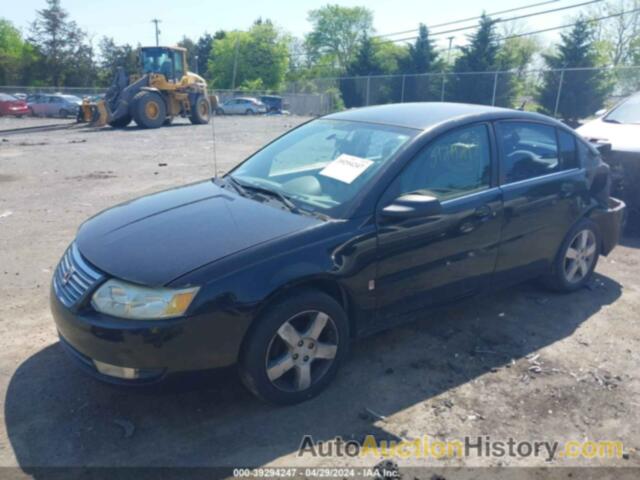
[
  {"left": 151, "top": 19, "right": 162, "bottom": 46},
  {"left": 440, "top": 36, "right": 455, "bottom": 102},
  {"left": 230, "top": 37, "right": 240, "bottom": 90}
]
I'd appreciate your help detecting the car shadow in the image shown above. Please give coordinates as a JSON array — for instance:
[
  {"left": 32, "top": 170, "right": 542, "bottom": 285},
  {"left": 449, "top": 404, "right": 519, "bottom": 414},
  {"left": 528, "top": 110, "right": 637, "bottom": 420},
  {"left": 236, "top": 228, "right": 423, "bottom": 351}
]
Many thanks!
[{"left": 4, "top": 273, "right": 622, "bottom": 473}]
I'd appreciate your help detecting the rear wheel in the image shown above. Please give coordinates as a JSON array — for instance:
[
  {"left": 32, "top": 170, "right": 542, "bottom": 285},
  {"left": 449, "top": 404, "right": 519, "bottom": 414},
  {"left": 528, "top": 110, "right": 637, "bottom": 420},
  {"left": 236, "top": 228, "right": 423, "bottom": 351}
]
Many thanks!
[
  {"left": 190, "top": 95, "right": 210, "bottom": 124},
  {"left": 543, "top": 218, "right": 600, "bottom": 292},
  {"left": 108, "top": 114, "right": 132, "bottom": 128},
  {"left": 245, "top": 109, "right": 254, "bottom": 115},
  {"left": 59, "top": 109, "right": 69, "bottom": 118},
  {"left": 132, "top": 91, "right": 166, "bottom": 129},
  {"left": 239, "top": 290, "right": 348, "bottom": 405}
]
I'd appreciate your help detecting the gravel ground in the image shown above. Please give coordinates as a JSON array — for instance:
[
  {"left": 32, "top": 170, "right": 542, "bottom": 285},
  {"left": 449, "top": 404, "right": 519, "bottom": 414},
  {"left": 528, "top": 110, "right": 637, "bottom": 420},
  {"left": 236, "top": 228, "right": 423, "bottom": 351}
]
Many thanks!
[{"left": 0, "top": 115, "right": 639, "bottom": 477}]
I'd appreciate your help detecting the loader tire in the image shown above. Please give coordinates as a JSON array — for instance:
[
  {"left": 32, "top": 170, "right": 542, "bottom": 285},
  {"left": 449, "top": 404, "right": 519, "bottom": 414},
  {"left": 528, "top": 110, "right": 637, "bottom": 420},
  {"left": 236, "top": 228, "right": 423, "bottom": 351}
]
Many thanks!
[
  {"left": 133, "top": 91, "right": 166, "bottom": 129},
  {"left": 109, "top": 115, "right": 132, "bottom": 128},
  {"left": 190, "top": 95, "right": 210, "bottom": 125}
]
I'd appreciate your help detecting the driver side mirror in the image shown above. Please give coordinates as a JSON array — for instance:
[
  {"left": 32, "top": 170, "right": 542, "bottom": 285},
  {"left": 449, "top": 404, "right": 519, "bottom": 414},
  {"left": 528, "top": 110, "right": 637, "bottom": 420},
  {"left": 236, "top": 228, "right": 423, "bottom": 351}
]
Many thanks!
[{"left": 381, "top": 193, "right": 442, "bottom": 219}]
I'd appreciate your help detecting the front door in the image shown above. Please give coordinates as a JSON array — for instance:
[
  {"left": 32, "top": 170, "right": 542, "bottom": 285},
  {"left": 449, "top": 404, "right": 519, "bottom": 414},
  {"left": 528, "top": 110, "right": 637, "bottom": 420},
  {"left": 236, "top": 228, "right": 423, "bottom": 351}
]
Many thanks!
[{"left": 375, "top": 123, "right": 503, "bottom": 325}]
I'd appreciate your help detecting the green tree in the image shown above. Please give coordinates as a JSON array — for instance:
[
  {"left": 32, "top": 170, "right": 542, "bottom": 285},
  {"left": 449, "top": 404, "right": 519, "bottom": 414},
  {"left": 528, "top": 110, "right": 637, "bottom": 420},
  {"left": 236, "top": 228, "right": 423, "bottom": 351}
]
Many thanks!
[
  {"left": 209, "top": 20, "right": 289, "bottom": 90},
  {"left": 194, "top": 32, "right": 223, "bottom": 78},
  {"left": 398, "top": 24, "right": 443, "bottom": 101},
  {"left": 537, "top": 19, "right": 613, "bottom": 124},
  {"left": 305, "top": 4, "right": 373, "bottom": 71},
  {"left": 448, "top": 14, "right": 506, "bottom": 105},
  {"left": 497, "top": 36, "right": 540, "bottom": 106},
  {"left": 400, "top": 24, "right": 441, "bottom": 74},
  {"left": 97, "top": 37, "right": 138, "bottom": 85},
  {"left": 0, "top": 19, "right": 32, "bottom": 85},
  {"left": 29, "top": 0, "right": 92, "bottom": 86}
]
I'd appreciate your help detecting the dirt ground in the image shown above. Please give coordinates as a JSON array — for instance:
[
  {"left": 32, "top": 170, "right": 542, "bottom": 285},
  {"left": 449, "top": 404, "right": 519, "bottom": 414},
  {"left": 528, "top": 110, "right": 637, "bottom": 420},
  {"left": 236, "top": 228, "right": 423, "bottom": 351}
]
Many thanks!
[{"left": 0, "top": 115, "right": 639, "bottom": 477}]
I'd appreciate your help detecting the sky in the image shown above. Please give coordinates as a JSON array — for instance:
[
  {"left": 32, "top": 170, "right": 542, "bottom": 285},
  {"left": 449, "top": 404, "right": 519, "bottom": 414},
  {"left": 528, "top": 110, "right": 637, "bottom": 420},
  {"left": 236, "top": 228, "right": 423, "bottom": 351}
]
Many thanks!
[{"left": 5, "top": 0, "right": 602, "bottom": 51}]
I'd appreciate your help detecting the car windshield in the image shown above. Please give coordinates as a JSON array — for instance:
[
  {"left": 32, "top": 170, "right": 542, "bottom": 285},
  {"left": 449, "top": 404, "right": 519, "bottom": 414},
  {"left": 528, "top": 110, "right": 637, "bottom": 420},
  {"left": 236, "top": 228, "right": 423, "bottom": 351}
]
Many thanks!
[
  {"left": 604, "top": 94, "right": 640, "bottom": 124},
  {"left": 229, "top": 119, "right": 417, "bottom": 216},
  {"left": 62, "top": 95, "right": 81, "bottom": 103}
]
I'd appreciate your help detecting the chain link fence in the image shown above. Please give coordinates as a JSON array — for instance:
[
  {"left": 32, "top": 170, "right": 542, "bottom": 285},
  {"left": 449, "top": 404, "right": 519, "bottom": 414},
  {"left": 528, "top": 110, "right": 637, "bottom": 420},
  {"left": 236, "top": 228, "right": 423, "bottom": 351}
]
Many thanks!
[
  {"left": 2, "top": 66, "right": 639, "bottom": 118},
  {"left": 286, "top": 65, "right": 640, "bottom": 119}
]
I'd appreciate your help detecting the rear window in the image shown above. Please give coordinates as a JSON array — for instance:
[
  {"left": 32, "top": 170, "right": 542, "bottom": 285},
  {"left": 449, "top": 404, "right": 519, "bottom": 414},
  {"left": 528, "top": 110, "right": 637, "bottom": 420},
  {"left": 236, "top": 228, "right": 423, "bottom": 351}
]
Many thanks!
[{"left": 0, "top": 94, "right": 16, "bottom": 101}]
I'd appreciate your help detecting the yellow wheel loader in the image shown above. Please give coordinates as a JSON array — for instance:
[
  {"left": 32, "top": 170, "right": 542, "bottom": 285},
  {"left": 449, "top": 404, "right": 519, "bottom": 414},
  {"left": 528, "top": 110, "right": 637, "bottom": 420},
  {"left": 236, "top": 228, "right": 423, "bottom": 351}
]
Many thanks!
[{"left": 79, "top": 46, "right": 216, "bottom": 129}]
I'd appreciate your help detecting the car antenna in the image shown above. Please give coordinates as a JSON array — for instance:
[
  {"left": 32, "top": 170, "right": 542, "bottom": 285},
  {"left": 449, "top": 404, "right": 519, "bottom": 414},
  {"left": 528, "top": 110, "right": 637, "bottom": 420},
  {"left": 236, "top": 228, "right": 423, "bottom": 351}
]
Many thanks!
[{"left": 211, "top": 102, "right": 219, "bottom": 178}]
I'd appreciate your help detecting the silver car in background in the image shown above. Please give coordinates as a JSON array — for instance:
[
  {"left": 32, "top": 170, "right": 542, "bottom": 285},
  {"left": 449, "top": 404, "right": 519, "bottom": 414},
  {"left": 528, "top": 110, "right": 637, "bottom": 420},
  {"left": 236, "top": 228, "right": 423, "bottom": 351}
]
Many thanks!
[
  {"left": 216, "top": 97, "right": 267, "bottom": 115},
  {"left": 28, "top": 94, "right": 82, "bottom": 118}
]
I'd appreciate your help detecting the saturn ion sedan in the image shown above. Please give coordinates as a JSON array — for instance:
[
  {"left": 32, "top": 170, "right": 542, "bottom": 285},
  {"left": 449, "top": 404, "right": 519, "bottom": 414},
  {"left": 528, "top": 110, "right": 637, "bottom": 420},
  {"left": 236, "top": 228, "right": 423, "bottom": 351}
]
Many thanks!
[{"left": 51, "top": 103, "right": 625, "bottom": 404}]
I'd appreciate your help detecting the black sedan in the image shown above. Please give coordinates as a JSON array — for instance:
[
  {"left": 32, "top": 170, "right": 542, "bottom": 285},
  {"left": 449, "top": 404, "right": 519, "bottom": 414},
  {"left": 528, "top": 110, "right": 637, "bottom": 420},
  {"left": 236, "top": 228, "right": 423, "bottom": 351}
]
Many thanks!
[{"left": 51, "top": 103, "right": 625, "bottom": 404}]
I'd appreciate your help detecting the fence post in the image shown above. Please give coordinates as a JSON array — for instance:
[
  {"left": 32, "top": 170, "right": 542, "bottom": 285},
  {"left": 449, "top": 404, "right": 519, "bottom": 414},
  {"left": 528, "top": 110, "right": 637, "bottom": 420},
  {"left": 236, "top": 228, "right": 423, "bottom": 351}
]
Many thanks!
[
  {"left": 365, "top": 76, "right": 371, "bottom": 106},
  {"left": 491, "top": 71, "right": 499, "bottom": 106},
  {"left": 440, "top": 73, "right": 446, "bottom": 102},
  {"left": 400, "top": 75, "right": 406, "bottom": 103},
  {"left": 553, "top": 69, "right": 565, "bottom": 118}
]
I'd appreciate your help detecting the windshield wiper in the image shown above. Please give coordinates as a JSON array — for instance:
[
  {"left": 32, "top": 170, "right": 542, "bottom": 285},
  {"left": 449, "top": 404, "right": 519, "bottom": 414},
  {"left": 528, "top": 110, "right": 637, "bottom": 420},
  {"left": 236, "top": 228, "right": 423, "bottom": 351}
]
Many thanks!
[
  {"left": 227, "top": 176, "right": 300, "bottom": 213},
  {"left": 224, "top": 175, "right": 249, "bottom": 196}
]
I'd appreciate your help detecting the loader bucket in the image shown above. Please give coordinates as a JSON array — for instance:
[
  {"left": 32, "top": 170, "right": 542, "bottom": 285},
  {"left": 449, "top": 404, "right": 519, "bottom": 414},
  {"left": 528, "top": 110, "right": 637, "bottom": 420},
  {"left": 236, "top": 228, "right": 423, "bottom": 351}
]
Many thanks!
[{"left": 78, "top": 98, "right": 110, "bottom": 127}]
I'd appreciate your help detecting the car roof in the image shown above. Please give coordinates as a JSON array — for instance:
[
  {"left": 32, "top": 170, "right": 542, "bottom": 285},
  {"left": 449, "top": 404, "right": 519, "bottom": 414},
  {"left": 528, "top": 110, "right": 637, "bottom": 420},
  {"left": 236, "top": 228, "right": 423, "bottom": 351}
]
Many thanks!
[{"left": 324, "top": 102, "right": 562, "bottom": 131}]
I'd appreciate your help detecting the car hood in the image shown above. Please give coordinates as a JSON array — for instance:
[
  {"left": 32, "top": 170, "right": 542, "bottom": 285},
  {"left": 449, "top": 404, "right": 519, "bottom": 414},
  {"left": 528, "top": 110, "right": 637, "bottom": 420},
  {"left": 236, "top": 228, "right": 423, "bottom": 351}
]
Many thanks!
[
  {"left": 576, "top": 118, "right": 640, "bottom": 153},
  {"left": 76, "top": 180, "right": 321, "bottom": 286}
]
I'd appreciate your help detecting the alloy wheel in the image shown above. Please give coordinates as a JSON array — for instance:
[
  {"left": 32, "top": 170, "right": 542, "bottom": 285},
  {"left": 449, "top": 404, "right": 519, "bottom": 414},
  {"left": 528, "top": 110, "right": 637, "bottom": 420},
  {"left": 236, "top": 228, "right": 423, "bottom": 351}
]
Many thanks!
[
  {"left": 265, "top": 310, "right": 339, "bottom": 392},
  {"left": 563, "top": 229, "right": 597, "bottom": 283}
]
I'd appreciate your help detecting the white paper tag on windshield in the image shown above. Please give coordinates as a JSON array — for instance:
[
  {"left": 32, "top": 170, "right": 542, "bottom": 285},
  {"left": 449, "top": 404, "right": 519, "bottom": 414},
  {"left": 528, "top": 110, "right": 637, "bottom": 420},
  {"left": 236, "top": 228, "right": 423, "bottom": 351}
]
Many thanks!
[{"left": 319, "top": 154, "right": 373, "bottom": 184}]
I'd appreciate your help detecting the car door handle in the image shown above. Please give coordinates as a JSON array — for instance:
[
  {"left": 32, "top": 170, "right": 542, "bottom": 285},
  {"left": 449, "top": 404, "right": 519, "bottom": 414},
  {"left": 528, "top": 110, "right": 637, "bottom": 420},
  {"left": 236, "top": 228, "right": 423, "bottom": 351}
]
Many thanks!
[{"left": 474, "top": 205, "right": 494, "bottom": 220}]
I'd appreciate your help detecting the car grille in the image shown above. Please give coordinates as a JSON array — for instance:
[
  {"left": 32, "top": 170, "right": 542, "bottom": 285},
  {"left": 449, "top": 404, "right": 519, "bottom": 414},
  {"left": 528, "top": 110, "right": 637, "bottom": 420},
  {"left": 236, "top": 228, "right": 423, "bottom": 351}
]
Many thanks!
[{"left": 53, "top": 243, "right": 104, "bottom": 307}]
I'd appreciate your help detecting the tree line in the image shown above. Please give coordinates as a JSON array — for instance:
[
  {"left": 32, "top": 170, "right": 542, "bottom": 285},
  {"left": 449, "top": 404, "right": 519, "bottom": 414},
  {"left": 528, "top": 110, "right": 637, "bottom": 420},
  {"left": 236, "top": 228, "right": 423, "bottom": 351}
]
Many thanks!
[{"left": 1, "top": 0, "right": 638, "bottom": 122}]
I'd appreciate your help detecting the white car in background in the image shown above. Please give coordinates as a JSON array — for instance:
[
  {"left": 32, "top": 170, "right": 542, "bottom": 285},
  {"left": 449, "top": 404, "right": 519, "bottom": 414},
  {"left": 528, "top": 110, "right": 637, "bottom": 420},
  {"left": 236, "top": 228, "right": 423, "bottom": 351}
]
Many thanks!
[{"left": 577, "top": 93, "right": 640, "bottom": 211}]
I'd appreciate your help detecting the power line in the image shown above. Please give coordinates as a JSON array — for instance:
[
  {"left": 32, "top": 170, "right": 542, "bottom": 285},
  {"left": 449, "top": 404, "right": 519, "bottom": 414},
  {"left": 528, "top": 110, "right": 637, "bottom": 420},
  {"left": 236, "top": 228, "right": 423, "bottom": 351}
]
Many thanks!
[
  {"left": 375, "top": 0, "right": 563, "bottom": 39},
  {"left": 383, "top": 0, "right": 603, "bottom": 44},
  {"left": 502, "top": 6, "right": 640, "bottom": 40}
]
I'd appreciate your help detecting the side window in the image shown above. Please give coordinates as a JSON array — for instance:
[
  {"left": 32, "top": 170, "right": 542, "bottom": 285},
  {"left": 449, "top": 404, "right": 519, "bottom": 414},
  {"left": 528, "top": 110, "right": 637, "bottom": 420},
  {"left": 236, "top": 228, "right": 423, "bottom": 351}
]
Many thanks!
[
  {"left": 389, "top": 124, "right": 491, "bottom": 201},
  {"left": 173, "top": 52, "right": 184, "bottom": 79},
  {"left": 498, "top": 122, "right": 559, "bottom": 183},
  {"left": 558, "top": 129, "right": 579, "bottom": 169}
]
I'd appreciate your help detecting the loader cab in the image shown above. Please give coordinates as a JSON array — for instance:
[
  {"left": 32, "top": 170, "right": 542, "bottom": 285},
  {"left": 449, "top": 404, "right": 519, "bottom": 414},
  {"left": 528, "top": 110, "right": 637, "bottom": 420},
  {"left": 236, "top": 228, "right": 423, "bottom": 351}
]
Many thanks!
[{"left": 140, "top": 47, "right": 187, "bottom": 83}]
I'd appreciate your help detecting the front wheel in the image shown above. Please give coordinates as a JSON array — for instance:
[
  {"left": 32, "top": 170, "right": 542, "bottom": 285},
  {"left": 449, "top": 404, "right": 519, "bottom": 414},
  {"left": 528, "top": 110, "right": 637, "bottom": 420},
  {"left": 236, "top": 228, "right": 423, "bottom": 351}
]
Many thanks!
[
  {"left": 245, "top": 109, "right": 254, "bottom": 115},
  {"left": 59, "top": 109, "right": 69, "bottom": 118},
  {"left": 543, "top": 218, "right": 600, "bottom": 292},
  {"left": 132, "top": 91, "right": 166, "bottom": 129},
  {"left": 239, "top": 290, "right": 349, "bottom": 405}
]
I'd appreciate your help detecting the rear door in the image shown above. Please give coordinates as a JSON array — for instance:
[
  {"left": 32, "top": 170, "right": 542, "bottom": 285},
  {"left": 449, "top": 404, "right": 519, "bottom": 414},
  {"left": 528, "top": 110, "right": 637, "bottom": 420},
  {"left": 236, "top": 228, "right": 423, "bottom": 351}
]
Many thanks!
[
  {"left": 493, "top": 121, "right": 585, "bottom": 286},
  {"left": 375, "top": 123, "right": 503, "bottom": 325}
]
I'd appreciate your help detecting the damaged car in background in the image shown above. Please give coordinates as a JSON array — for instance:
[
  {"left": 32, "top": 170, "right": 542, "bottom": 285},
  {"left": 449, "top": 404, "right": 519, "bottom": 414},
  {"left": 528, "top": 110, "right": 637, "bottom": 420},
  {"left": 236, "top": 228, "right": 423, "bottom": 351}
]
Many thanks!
[
  {"left": 577, "top": 92, "right": 640, "bottom": 213},
  {"left": 50, "top": 102, "right": 625, "bottom": 405}
]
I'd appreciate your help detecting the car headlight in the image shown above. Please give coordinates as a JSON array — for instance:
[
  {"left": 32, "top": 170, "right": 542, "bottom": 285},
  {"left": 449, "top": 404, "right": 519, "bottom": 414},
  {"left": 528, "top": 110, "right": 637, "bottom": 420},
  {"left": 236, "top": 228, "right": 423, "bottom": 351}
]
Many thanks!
[{"left": 91, "top": 279, "right": 199, "bottom": 320}]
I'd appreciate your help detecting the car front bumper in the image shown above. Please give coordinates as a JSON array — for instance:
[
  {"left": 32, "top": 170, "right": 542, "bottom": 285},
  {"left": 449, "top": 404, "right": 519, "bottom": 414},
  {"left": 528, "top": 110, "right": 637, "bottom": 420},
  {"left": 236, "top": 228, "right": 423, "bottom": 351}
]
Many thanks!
[{"left": 50, "top": 284, "right": 243, "bottom": 384}]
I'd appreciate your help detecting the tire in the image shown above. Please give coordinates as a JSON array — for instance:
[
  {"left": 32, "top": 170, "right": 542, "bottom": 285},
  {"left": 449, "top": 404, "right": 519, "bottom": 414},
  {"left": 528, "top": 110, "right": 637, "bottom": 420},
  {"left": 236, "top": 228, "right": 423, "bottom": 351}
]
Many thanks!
[
  {"left": 108, "top": 114, "right": 132, "bottom": 128},
  {"left": 189, "top": 95, "right": 210, "bottom": 124},
  {"left": 245, "top": 109, "right": 254, "bottom": 115},
  {"left": 239, "top": 289, "right": 349, "bottom": 405},
  {"left": 132, "top": 91, "right": 166, "bottom": 129},
  {"left": 59, "top": 109, "right": 69, "bottom": 118},
  {"left": 543, "top": 218, "right": 601, "bottom": 292}
]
